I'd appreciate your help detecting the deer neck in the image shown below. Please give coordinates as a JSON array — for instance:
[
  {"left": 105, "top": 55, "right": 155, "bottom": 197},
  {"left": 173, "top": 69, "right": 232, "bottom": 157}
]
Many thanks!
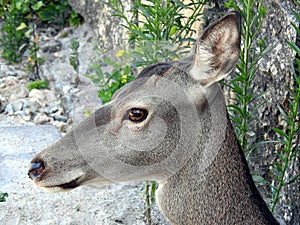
[{"left": 156, "top": 85, "right": 278, "bottom": 225}]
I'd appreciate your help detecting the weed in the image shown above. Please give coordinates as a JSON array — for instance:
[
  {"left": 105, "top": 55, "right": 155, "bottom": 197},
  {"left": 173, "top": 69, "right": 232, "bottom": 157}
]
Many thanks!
[
  {"left": 86, "top": 52, "right": 135, "bottom": 104},
  {"left": 0, "top": 1, "right": 29, "bottom": 63},
  {"left": 224, "top": 0, "right": 272, "bottom": 157},
  {"left": 225, "top": 0, "right": 300, "bottom": 218},
  {"left": 69, "top": 39, "right": 80, "bottom": 87},
  {"left": 0, "top": 192, "right": 8, "bottom": 202},
  {"left": 27, "top": 80, "right": 49, "bottom": 90},
  {"left": 0, "top": 0, "right": 83, "bottom": 63},
  {"left": 37, "top": 0, "right": 83, "bottom": 27},
  {"left": 74, "top": 204, "right": 81, "bottom": 211},
  {"left": 103, "top": 0, "right": 206, "bottom": 68}
]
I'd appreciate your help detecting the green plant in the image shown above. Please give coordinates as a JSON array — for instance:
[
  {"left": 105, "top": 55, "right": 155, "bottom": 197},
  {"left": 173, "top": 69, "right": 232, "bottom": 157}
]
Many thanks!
[
  {"left": 225, "top": 0, "right": 300, "bottom": 219},
  {"left": 144, "top": 180, "right": 156, "bottom": 224},
  {"left": 0, "top": 192, "right": 8, "bottom": 202},
  {"left": 268, "top": 4, "right": 300, "bottom": 213},
  {"left": 224, "top": 0, "right": 272, "bottom": 157},
  {"left": 86, "top": 53, "right": 135, "bottom": 104},
  {"left": 0, "top": 0, "right": 29, "bottom": 62},
  {"left": 103, "top": 0, "right": 206, "bottom": 68},
  {"left": 27, "top": 80, "right": 49, "bottom": 90},
  {"left": 0, "top": 0, "right": 83, "bottom": 63},
  {"left": 69, "top": 39, "right": 80, "bottom": 87},
  {"left": 37, "top": 0, "right": 83, "bottom": 26}
]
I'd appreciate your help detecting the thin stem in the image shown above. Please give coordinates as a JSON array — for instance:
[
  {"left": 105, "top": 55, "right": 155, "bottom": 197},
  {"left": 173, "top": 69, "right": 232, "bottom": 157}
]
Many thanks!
[
  {"left": 145, "top": 180, "right": 152, "bottom": 225},
  {"left": 240, "top": 0, "right": 252, "bottom": 152}
]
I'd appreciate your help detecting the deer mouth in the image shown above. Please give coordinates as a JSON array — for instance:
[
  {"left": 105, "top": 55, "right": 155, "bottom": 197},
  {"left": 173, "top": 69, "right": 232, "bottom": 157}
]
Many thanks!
[
  {"left": 56, "top": 177, "right": 81, "bottom": 190},
  {"left": 38, "top": 176, "right": 85, "bottom": 192}
]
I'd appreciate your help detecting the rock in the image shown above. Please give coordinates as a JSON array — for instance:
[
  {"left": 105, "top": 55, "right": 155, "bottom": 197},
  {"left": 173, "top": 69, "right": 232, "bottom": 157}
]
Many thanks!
[
  {"left": 16, "top": 87, "right": 29, "bottom": 98},
  {"left": 68, "top": 1, "right": 130, "bottom": 51},
  {"left": 40, "top": 40, "right": 62, "bottom": 53},
  {"left": 0, "top": 96, "right": 7, "bottom": 113},
  {"left": 52, "top": 121, "right": 68, "bottom": 133},
  {"left": 50, "top": 114, "right": 68, "bottom": 122},
  {"left": 29, "top": 89, "right": 46, "bottom": 101},
  {"left": 22, "top": 100, "right": 37, "bottom": 113},
  {"left": 62, "top": 85, "right": 72, "bottom": 94},
  {"left": 14, "top": 99, "right": 24, "bottom": 111},
  {"left": 69, "top": 88, "right": 80, "bottom": 94},
  {"left": 0, "top": 66, "right": 10, "bottom": 78},
  {"left": 14, "top": 110, "right": 25, "bottom": 117},
  {"left": 0, "top": 64, "right": 27, "bottom": 78},
  {"left": 4, "top": 104, "right": 14, "bottom": 115},
  {"left": 0, "top": 82, "right": 6, "bottom": 89},
  {"left": 34, "top": 113, "right": 50, "bottom": 124},
  {"left": 42, "top": 105, "right": 59, "bottom": 114},
  {"left": 61, "top": 94, "right": 73, "bottom": 118},
  {"left": 4, "top": 76, "right": 18, "bottom": 86},
  {"left": 28, "top": 97, "right": 46, "bottom": 108}
]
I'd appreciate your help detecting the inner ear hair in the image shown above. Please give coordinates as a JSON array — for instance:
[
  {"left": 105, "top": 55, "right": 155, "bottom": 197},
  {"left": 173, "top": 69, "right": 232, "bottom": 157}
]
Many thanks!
[{"left": 189, "top": 12, "right": 241, "bottom": 87}]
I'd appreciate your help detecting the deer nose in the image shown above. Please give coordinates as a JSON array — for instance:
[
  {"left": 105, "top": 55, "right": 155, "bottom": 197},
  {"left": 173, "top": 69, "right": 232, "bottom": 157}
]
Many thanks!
[{"left": 28, "top": 160, "right": 45, "bottom": 180}]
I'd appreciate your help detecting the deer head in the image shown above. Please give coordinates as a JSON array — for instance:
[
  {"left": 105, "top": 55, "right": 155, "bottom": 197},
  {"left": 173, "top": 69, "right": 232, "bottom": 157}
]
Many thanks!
[{"left": 29, "top": 11, "right": 240, "bottom": 190}]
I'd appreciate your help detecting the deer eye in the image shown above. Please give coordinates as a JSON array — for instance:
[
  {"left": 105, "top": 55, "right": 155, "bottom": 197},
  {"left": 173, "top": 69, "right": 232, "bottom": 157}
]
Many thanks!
[{"left": 128, "top": 108, "right": 148, "bottom": 122}]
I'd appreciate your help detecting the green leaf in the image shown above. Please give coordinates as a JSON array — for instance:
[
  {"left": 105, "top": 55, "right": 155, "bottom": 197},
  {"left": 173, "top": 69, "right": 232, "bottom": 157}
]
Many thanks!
[
  {"left": 277, "top": 105, "right": 293, "bottom": 126},
  {"left": 285, "top": 173, "right": 300, "bottom": 185},
  {"left": 0, "top": 192, "right": 8, "bottom": 202},
  {"left": 169, "top": 25, "right": 178, "bottom": 36},
  {"left": 123, "top": 65, "right": 131, "bottom": 75},
  {"left": 32, "top": 1, "right": 44, "bottom": 11},
  {"left": 273, "top": 127, "right": 288, "bottom": 139},
  {"left": 252, "top": 175, "right": 270, "bottom": 185},
  {"left": 287, "top": 41, "right": 300, "bottom": 53}
]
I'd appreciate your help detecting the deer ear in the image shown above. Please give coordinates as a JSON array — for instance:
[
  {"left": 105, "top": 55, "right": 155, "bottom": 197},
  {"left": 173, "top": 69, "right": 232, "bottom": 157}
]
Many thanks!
[{"left": 189, "top": 12, "right": 241, "bottom": 87}]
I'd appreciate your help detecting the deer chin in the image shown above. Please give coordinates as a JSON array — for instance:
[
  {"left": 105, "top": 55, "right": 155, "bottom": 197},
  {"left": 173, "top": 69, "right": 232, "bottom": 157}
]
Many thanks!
[
  {"left": 36, "top": 176, "right": 84, "bottom": 192},
  {"left": 32, "top": 170, "right": 88, "bottom": 192}
]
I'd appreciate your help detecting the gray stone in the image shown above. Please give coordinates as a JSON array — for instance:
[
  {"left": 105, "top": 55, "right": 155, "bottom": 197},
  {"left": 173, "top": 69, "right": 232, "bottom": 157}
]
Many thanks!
[
  {"left": 14, "top": 110, "right": 26, "bottom": 117},
  {"left": 34, "top": 113, "right": 50, "bottom": 124},
  {"left": 62, "top": 85, "right": 72, "bottom": 94},
  {"left": 42, "top": 105, "right": 59, "bottom": 114},
  {"left": 28, "top": 89, "right": 46, "bottom": 101},
  {"left": 52, "top": 121, "right": 68, "bottom": 133},
  {"left": 69, "top": 88, "right": 80, "bottom": 94},
  {"left": 40, "top": 40, "right": 62, "bottom": 53},
  {"left": 68, "top": 0, "right": 130, "bottom": 51},
  {"left": 22, "top": 100, "right": 37, "bottom": 113},
  {"left": 4, "top": 104, "right": 14, "bottom": 115},
  {"left": 17, "top": 87, "right": 29, "bottom": 98},
  {"left": 14, "top": 99, "right": 24, "bottom": 111},
  {"left": 0, "top": 96, "right": 7, "bottom": 113},
  {"left": 51, "top": 114, "right": 68, "bottom": 122}
]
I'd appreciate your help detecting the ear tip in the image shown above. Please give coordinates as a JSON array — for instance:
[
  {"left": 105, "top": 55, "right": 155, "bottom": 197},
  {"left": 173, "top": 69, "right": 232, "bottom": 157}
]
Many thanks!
[
  {"left": 225, "top": 11, "right": 241, "bottom": 24},
  {"left": 223, "top": 11, "right": 241, "bottom": 35}
]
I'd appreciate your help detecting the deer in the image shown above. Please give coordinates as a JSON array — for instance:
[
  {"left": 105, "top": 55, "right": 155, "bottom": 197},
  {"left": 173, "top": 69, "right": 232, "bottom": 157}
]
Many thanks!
[{"left": 28, "top": 12, "right": 279, "bottom": 224}]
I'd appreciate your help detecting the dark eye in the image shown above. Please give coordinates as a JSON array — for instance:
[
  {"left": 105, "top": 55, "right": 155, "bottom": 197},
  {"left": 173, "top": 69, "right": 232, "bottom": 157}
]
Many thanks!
[{"left": 128, "top": 108, "right": 148, "bottom": 122}]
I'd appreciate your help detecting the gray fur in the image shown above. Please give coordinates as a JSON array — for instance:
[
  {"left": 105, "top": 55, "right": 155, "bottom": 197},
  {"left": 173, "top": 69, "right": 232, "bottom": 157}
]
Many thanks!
[{"left": 29, "top": 12, "right": 278, "bottom": 224}]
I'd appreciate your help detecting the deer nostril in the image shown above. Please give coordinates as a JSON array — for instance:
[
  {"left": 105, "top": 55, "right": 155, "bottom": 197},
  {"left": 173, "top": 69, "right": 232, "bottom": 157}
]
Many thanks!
[{"left": 28, "top": 160, "right": 45, "bottom": 180}]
